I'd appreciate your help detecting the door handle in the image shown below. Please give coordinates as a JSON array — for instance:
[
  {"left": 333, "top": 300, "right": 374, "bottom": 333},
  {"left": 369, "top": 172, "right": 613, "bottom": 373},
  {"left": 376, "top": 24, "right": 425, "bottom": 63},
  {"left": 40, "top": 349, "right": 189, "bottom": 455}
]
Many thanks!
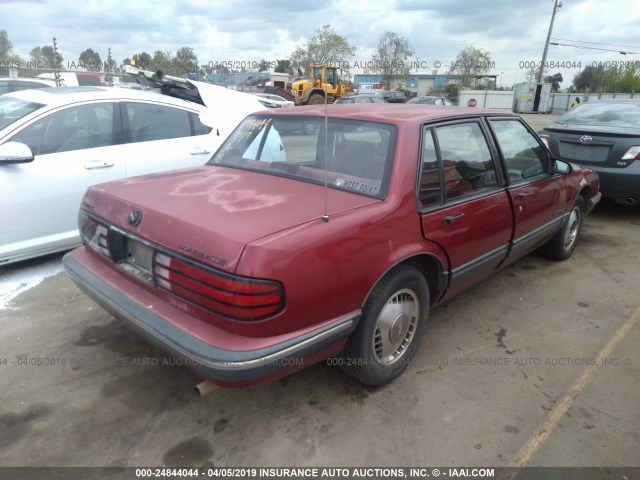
[
  {"left": 443, "top": 212, "right": 465, "bottom": 224},
  {"left": 84, "top": 160, "right": 114, "bottom": 169},
  {"left": 517, "top": 191, "right": 532, "bottom": 200},
  {"left": 190, "top": 147, "right": 212, "bottom": 155}
]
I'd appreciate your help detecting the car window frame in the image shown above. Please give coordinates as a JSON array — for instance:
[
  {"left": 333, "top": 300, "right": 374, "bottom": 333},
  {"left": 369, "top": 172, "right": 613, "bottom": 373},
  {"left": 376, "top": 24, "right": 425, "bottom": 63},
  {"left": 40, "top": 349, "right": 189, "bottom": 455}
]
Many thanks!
[
  {"left": 486, "top": 116, "right": 554, "bottom": 187},
  {"left": 416, "top": 117, "right": 507, "bottom": 212}
]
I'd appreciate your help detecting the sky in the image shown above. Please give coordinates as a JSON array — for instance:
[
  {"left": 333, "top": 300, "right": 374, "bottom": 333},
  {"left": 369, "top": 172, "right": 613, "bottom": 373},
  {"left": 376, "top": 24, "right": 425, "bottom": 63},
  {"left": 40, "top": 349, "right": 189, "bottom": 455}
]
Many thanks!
[{"left": 2, "top": 0, "right": 639, "bottom": 89}]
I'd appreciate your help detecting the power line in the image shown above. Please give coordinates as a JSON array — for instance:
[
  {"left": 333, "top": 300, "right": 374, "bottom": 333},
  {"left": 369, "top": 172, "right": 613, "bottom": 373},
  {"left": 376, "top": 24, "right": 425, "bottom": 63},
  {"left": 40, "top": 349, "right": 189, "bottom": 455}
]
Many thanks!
[
  {"left": 550, "top": 42, "right": 639, "bottom": 55},
  {"left": 551, "top": 38, "right": 640, "bottom": 49}
]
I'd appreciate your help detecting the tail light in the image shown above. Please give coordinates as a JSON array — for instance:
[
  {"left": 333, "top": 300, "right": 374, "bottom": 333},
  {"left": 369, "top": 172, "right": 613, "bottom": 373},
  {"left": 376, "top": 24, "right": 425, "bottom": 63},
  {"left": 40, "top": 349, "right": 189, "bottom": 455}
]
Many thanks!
[
  {"left": 621, "top": 146, "right": 640, "bottom": 161},
  {"left": 540, "top": 136, "right": 551, "bottom": 151},
  {"left": 79, "top": 210, "right": 284, "bottom": 321},
  {"left": 154, "top": 253, "right": 284, "bottom": 321},
  {"left": 79, "top": 211, "right": 110, "bottom": 258}
]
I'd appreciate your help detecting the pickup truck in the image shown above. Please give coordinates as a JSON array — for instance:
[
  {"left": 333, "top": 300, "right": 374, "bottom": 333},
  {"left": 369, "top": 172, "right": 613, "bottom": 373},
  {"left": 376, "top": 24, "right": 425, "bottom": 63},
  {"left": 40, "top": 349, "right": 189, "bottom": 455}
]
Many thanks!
[{"left": 63, "top": 105, "right": 601, "bottom": 389}]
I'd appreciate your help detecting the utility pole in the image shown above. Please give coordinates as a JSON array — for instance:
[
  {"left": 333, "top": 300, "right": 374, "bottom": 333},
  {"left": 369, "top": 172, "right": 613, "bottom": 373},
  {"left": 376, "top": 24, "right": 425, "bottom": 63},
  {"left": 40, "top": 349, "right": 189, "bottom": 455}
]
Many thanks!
[
  {"left": 52, "top": 37, "right": 61, "bottom": 87},
  {"left": 538, "top": 0, "right": 562, "bottom": 84}
]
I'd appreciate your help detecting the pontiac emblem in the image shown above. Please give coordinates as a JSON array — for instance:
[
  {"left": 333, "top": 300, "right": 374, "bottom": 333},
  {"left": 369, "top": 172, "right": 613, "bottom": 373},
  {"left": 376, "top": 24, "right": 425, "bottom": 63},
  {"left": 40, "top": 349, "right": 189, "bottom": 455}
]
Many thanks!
[
  {"left": 580, "top": 135, "right": 593, "bottom": 144},
  {"left": 128, "top": 209, "right": 142, "bottom": 226}
]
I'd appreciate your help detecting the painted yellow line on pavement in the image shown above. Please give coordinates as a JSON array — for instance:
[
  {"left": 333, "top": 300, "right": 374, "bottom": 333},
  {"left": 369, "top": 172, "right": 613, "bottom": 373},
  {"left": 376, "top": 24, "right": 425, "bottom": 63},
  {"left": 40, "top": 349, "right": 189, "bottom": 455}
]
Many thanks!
[{"left": 511, "top": 304, "right": 640, "bottom": 467}]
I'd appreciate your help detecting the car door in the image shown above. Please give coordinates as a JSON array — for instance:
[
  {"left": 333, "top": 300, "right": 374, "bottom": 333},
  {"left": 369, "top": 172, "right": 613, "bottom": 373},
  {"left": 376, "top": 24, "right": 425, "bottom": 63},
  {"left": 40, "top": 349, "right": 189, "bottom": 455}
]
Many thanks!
[
  {"left": 2, "top": 101, "right": 123, "bottom": 258},
  {"left": 488, "top": 118, "right": 566, "bottom": 262},
  {"left": 419, "top": 119, "right": 513, "bottom": 298},
  {"left": 121, "top": 101, "right": 218, "bottom": 177}
]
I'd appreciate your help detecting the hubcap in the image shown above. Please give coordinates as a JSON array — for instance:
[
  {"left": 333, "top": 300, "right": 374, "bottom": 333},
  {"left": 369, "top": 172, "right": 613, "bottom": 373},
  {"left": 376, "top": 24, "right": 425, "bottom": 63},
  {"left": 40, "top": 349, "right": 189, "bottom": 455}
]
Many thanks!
[
  {"left": 563, "top": 206, "right": 581, "bottom": 249},
  {"left": 373, "top": 289, "right": 419, "bottom": 365}
]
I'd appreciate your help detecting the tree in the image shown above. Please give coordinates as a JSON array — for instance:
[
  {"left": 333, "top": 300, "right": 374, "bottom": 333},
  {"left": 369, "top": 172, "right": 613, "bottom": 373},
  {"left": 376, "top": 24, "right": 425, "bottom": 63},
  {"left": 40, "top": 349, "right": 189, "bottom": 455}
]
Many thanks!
[
  {"left": 447, "top": 46, "right": 493, "bottom": 88},
  {"left": 369, "top": 32, "right": 414, "bottom": 89},
  {"left": 173, "top": 46, "right": 198, "bottom": 75},
  {"left": 0, "top": 30, "right": 13, "bottom": 60},
  {"left": 78, "top": 48, "right": 102, "bottom": 71},
  {"left": 544, "top": 72, "right": 563, "bottom": 92},
  {"left": 132, "top": 52, "right": 152, "bottom": 70},
  {"left": 257, "top": 59, "right": 271, "bottom": 72},
  {"left": 603, "top": 64, "right": 640, "bottom": 93},
  {"left": 31, "top": 45, "right": 62, "bottom": 69},
  {"left": 151, "top": 50, "right": 172, "bottom": 72},
  {"left": 290, "top": 24, "right": 355, "bottom": 77},
  {"left": 275, "top": 59, "right": 293, "bottom": 75},
  {"left": 573, "top": 66, "right": 605, "bottom": 92},
  {"left": 445, "top": 83, "right": 459, "bottom": 104}
]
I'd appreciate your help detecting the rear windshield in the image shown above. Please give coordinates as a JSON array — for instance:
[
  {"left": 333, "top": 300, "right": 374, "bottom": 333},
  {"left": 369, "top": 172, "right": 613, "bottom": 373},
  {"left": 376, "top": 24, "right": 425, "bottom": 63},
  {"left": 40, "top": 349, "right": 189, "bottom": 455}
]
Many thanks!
[
  {"left": 0, "top": 96, "right": 45, "bottom": 130},
  {"left": 208, "top": 115, "right": 397, "bottom": 199},
  {"left": 558, "top": 101, "right": 640, "bottom": 128}
]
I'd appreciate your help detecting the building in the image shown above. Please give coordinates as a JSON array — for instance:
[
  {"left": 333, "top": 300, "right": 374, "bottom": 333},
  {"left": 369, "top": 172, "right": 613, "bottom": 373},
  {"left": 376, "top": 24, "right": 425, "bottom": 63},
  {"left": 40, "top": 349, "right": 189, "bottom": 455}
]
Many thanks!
[{"left": 353, "top": 73, "right": 499, "bottom": 96}]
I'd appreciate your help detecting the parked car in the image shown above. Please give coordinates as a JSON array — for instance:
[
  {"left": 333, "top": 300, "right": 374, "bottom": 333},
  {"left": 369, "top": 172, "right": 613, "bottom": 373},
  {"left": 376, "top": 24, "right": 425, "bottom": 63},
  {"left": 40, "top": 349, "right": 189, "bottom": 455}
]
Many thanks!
[
  {"left": 0, "top": 78, "right": 266, "bottom": 265},
  {"left": 407, "top": 96, "right": 453, "bottom": 106},
  {"left": 375, "top": 90, "right": 407, "bottom": 103},
  {"left": 0, "top": 77, "right": 57, "bottom": 94},
  {"left": 37, "top": 71, "right": 104, "bottom": 87},
  {"left": 539, "top": 99, "right": 640, "bottom": 206},
  {"left": 63, "top": 104, "right": 601, "bottom": 389},
  {"left": 253, "top": 93, "right": 295, "bottom": 108},
  {"left": 334, "top": 95, "right": 386, "bottom": 104}
]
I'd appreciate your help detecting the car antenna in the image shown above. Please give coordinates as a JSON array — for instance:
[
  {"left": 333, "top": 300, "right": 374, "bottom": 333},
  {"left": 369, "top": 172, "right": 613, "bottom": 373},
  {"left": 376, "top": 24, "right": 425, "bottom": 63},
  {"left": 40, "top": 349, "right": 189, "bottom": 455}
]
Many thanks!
[{"left": 322, "top": 93, "right": 329, "bottom": 222}]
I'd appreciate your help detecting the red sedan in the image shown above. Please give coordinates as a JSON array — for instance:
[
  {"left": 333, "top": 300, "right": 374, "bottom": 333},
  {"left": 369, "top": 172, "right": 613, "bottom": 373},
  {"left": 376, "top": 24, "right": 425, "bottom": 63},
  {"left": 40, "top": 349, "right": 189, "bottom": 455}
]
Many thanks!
[{"left": 63, "top": 104, "right": 601, "bottom": 388}]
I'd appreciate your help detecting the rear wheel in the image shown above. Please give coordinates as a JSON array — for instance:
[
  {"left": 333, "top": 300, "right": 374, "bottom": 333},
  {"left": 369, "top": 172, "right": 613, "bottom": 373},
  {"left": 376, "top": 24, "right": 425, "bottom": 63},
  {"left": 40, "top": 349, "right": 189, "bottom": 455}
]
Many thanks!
[
  {"left": 340, "top": 265, "right": 429, "bottom": 386},
  {"left": 538, "top": 196, "right": 585, "bottom": 260}
]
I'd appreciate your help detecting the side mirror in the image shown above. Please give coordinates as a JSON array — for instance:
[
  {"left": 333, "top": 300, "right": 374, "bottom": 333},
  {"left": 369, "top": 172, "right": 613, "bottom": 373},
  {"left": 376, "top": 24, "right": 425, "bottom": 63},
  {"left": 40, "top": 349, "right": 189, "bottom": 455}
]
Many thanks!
[
  {"left": 554, "top": 159, "right": 572, "bottom": 174},
  {"left": 0, "top": 141, "right": 34, "bottom": 164}
]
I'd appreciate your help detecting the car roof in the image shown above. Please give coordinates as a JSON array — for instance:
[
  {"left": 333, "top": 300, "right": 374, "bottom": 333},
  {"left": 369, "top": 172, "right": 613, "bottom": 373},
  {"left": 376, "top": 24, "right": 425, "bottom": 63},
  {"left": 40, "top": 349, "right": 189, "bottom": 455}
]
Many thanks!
[
  {"left": 4, "top": 86, "right": 206, "bottom": 110},
  {"left": 259, "top": 104, "right": 518, "bottom": 126}
]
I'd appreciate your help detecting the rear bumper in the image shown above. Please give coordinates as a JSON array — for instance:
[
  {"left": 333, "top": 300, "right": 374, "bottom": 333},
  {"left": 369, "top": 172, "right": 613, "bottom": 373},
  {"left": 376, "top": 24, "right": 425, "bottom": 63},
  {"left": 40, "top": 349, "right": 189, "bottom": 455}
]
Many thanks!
[
  {"left": 63, "top": 248, "right": 357, "bottom": 387},
  {"left": 589, "top": 162, "right": 640, "bottom": 201}
]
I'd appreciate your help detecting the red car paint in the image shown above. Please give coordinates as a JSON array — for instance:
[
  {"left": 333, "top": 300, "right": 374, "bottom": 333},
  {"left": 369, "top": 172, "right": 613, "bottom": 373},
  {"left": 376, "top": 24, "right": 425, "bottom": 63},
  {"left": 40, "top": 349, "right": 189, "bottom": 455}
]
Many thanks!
[{"left": 63, "top": 104, "right": 601, "bottom": 387}]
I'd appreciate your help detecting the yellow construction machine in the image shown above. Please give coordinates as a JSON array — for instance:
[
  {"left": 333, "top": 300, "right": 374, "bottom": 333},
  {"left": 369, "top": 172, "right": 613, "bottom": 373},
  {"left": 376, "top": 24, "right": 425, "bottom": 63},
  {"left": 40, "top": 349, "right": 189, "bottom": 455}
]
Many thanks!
[{"left": 289, "top": 65, "right": 351, "bottom": 105}]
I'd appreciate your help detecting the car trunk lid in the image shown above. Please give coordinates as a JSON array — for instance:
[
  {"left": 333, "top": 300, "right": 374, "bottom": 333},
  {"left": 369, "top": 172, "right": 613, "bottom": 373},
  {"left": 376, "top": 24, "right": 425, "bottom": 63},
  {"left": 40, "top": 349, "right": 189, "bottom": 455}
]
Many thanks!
[
  {"left": 545, "top": 124, "right": 638, "bottom": 166},
  {"left": 84, "top": 165, "right": 380, "bottom": 273}
]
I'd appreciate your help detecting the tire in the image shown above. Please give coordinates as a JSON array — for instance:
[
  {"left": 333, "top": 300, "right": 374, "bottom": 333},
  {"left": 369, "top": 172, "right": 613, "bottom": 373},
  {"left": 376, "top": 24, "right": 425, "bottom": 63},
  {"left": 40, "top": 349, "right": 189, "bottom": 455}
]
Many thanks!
[
  {"left": 538, "top": 196, "right": 585, "bottom": 260},
  {"left": 307, "top": 94, "right": 325, "bottom": 105},
  {"left": 340, "top": 265, "right": 429, "bottom": 386},
  {"left": 301, "top": 122, "right": 316, "bottom": 135}
]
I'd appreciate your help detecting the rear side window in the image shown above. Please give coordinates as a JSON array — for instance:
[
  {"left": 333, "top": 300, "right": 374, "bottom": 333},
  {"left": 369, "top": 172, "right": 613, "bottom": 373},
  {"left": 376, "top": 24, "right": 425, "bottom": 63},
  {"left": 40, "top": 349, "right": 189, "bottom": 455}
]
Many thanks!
[{"left": 125, "top": 102, "right": 192, "bottom": 143}]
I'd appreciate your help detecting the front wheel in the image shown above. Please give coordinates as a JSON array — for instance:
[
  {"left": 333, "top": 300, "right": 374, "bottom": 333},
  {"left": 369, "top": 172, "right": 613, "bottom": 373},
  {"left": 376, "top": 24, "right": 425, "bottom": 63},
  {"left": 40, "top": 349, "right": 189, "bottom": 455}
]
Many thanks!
[
  {"left": 538, "top": 196, "right": 585, "bottom": 260},
  {"left": 340, "top": 265, "right": 429, "bottom": 386},
  {"left": 307, "top": 94, "right": 325, "bottom": 105}
]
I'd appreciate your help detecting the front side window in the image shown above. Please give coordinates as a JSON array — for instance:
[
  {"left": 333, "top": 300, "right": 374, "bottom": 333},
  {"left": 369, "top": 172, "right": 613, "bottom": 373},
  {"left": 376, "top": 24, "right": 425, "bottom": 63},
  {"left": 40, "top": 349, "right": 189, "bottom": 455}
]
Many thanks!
[
  {"left": 489, "top": 119, "right": 547, "bottom": 182},
  {"left": 8, "top": 102, "right": 114, "bottom": 155},
  {"left": 210, "top": 115, "right": 396, "bottom": 199}
]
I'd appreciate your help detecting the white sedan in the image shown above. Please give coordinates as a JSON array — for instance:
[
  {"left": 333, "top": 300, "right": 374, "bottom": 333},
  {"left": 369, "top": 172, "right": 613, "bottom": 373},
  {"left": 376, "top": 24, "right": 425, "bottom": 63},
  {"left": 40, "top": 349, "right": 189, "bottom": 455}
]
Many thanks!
[{"left": 0, "top": 76, "right": 266, "bottom": 265}]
